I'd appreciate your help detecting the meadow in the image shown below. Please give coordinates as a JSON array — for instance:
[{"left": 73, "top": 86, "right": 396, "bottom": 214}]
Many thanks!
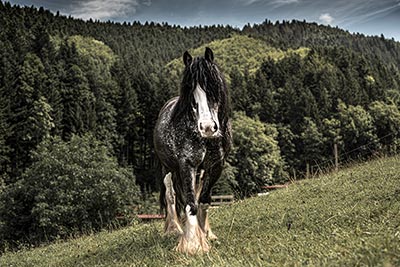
[{"left": 1, "top": 156, "right": 399, "bottom": 267}]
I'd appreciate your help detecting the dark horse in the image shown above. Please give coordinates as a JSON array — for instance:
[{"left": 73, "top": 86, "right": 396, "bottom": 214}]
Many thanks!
[{"left": 154, "top": 47, "right": 231, "bottom": 254}]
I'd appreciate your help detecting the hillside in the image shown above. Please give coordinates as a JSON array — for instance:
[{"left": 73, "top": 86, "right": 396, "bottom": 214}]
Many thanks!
[
  {"left": 165, "top": 35, "right": 310, "bottom": 82},
  {"left": 2, "top": 156, "right": 399, "bottom": 266}
]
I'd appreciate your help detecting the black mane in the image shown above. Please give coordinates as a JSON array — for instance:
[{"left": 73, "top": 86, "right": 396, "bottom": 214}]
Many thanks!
[{"left": 171, "top": 55, "right": 230, "bottom": 130}]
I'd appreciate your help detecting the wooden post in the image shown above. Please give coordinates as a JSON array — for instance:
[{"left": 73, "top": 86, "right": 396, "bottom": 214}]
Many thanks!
[
  {"left": 334, "top": 143, "right": 339, "bottom": 172},
  {"left": 306, "top": 162, "right": 310, "bottom": 178}
]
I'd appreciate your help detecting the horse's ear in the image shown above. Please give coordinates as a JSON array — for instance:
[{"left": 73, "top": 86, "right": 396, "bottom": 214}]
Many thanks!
[
  {"left": 183, "top": 51, "right": 192, "bottom": 67},
  {"left": 205, "top": 47, "right": 214, "bottom": 62}
]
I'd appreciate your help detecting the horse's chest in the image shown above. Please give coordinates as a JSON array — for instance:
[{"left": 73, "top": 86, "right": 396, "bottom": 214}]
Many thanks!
[
  {"left": 175, "top": 138, "right": 222, "bottom": 165},
  {"left": 203, "top": 146, "right": 223, "bottom": 164}
]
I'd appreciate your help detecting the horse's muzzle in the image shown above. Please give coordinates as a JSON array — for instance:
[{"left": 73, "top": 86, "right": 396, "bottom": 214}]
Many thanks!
[{"left": 199, "top": 120, "right": 219, "bottom": 138}]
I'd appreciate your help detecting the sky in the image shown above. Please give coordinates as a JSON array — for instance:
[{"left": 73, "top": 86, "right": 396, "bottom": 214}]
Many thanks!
[{"left": 7, "top": 0, "right": 400, "bottom": 41}]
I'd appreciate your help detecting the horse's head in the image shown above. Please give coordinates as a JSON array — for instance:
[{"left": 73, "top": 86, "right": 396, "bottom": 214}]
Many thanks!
[{"left": 181, "top": 48, "right": 227, "bottom": 138}]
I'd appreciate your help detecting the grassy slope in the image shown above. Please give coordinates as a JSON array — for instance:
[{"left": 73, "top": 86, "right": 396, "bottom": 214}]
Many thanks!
[{"left": 1, "top": 156, "right": 400, "bottom": 266}]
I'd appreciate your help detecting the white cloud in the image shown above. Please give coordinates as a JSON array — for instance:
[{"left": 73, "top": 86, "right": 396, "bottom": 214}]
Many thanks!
[
  {"left": 70, "top": 0, "right": 140, "bottom": 21},
  {"left": 272, "top": 0, "right": 299, "bottom": 4},
  {"left": 241, "top": 0, "right": 261, "bottom": 6},
  {"left": 142, "top": 0, "right": 151, "bottom": 7},
  {"left": 242, "top": 0, "right": 299, "bottom": 6},
  {"left": 319, "top": 13, "right": 334, "bottom": 24}
]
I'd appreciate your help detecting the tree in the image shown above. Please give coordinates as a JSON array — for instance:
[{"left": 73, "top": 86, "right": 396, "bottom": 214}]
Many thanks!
[
  {"left": 297, "top": 117, "right": 324, "bottom": 174},
  {"left": 276, "top": 124, "right": 298, "bottom": 174},
  {"left": 337, "top": 100, "right": 379, "bottom": 158},
  {"left": 229, "top": 112, "right": 287, "bottom": 197},
  {"left": 7, "top": 53, "right": 49, "bottom": 178},
  {"left": 61, "top": 63, "right": 93, "bottom": 138},
  {"left": 0, "top": 92, "right": 11, "bottom": 176},
  {"left": 0, "top": 134, "right": 140, "bottom": 246},
  {"left": 112, "top": 60, "right": 142, "bottom": 166},
  {"left": 230, "top": 67, "right": 249, "bottom": 112},
  {"left": 369, "top": 100, "right": 400, "bottom": 153}
]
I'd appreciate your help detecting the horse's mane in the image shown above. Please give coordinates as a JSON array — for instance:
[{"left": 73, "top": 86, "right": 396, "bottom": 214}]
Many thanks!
[{"left": 171, "top": 56, "right": 230, "bottom": 133}]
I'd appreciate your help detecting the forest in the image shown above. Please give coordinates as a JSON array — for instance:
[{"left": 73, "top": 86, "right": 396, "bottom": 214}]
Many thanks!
[{"left": 1, "top": 1, "right": 400, "bottom": 248}]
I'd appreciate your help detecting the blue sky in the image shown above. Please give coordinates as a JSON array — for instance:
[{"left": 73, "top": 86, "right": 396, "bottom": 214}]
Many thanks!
[{"left": 7, "top": 0, "right": 400, "bottom": 40}]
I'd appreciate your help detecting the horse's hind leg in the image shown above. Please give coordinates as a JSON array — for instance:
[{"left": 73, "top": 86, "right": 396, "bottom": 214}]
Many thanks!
[{"left": 163, "top": 173, "right": 183, "bottom": 235}]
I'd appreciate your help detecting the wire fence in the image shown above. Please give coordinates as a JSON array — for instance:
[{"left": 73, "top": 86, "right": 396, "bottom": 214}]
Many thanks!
[{"left": 306, "top": 132, "right": 398, "bottom": 179}]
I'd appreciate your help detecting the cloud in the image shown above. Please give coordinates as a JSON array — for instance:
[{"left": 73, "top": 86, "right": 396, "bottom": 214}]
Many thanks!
[
  {"left": 319, "top": 13, "right": 334, "bottom": 24},
  {"left": 272, "top": 0, "right": 299, "bottom": 4},
  {"left": 142, "top": 0, "right": 151, "bottom": 7},
  {"left": 70, "top": 0, "right": 140, "bottom": 21},
  {"left": 241, "top": 0, "right": 261, "bottom": 6},
  {"left": 241, "top": 0, "right": 299, "bottom": 6}
]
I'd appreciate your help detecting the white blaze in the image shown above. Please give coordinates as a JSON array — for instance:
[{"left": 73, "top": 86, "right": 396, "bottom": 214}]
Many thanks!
[
  {"left": 193, "top": 84, "right": 219, "bottom": 137},
  {"left": 193, "top": 84, "right": 212, "bottom": 121}
]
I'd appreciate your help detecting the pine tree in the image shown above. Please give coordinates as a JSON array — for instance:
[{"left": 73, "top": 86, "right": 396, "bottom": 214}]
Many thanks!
[
  {"left": 297, "top": 117, "right": 324, "bottom": 173},
  {"left": 7, "top": 53, "right": 49, "bottom": 178},
  {"left": 230, "top": 67, "right": 248, "bottom": 112},
  {"left": 61, "top": 63, "right": 93, "bottom": 138},
  {"left": 0, "top": 92, "right": 11, "bottom": 176}
]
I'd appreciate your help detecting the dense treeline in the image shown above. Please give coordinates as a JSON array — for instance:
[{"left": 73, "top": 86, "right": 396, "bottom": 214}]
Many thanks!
[
  {"left": 243, "top": 19, "right": 400, "bottom": 69},
  {"left": 1, "top": 1, "right": 400, "bottom": 248},
  {"left": 230, "top": 48, "right": 400, "bottom": 178},
  {"left": 0, "top": 1, "right": 235, "bottom": 188}
]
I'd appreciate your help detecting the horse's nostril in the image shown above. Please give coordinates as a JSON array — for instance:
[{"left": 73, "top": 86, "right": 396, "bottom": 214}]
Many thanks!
[
  {"left": 199, "top": 121, "right": 218, "bottom": 135},
  {"left": 212, "top": 123, "right": 218, "bottom": 132}
]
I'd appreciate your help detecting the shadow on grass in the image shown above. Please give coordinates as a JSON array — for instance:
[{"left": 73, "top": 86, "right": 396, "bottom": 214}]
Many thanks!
[{"left": 60, "top": 223, "right": 179, "bottom": 266}]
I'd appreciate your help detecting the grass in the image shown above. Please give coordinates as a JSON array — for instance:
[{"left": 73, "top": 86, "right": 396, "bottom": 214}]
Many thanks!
[{"left": 1, "top": 156, "right": 400, "bottom": 266}]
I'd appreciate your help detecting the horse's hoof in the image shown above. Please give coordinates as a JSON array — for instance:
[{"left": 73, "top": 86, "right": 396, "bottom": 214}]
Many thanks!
[
  {"left": 164, "top": 220, "right": 183, "bottom": 236},
  {"left": 176, "top": 238, "right": 210, "bottom": 255},
  {"left": 176, "top": 222, "right": 210, "bottom": 255},
  {"left": 207, "top": 231, "right": 218, "bottom": 241},
  {"left": 164, "top": 228, "right": 184, "bottom": 236}
]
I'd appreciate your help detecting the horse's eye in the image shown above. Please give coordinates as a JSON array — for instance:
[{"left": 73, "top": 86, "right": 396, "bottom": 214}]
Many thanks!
[{"left": 192, "top": 102, "right": 198, "bottom": 113}]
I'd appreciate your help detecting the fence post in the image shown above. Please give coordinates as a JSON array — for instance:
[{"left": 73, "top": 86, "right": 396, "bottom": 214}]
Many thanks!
[{"left": 334, "top": 143, "right": 339, "bottom": 172}]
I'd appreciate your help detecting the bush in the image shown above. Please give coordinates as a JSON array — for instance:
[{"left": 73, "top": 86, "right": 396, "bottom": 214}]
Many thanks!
[
  {"left": 212, "top": 162, "right": 238, "bottom": 196},
  {"left": 338, "top": 100, "right": 380, "bottom": 158},
  {"left": 229, "top": 112, "right": 288, "bottom": 197},
  {"left": 0, "top": 134, "right": 139, "bottom": 247},
  {"left": 369, "top": 100, "right": 400, "bottom": 153}
]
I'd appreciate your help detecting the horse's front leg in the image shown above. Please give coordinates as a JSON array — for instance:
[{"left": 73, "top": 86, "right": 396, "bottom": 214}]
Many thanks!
[
  {"left": 176, "top": 164, "right": 210, "bottom": 255},
  {"left": 198, "top": 163, "right": 223, "bottom": 241}
]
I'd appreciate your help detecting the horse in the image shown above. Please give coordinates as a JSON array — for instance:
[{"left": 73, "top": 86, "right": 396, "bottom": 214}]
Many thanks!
[{"left": 153, "top": 47, "right": 232, "bottom": 254}]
